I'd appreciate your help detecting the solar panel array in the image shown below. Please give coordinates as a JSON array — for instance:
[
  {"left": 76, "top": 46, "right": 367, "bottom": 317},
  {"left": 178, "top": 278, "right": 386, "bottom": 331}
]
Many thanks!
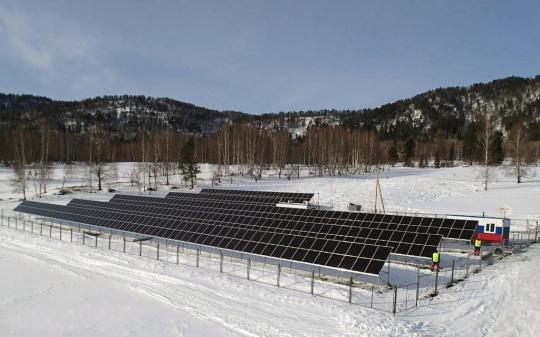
[
  {"left": 13, "top": 189, "right": 478, "bottom": 276},
  {"left": 166, "top": 189, "right": 313, "bottom": 205},
  {"left": 15, "top": 199, "right": 391, "bottom": 275}
]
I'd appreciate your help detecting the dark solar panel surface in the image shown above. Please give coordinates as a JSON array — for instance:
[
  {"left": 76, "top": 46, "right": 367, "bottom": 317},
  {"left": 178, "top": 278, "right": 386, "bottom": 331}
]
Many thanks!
[
  {"left": 15, "top": 200, "right": 391, "bottom": 275},
  {"left": 196, "top": 189, "right": 314, "bottom": 204},
  {"left": 104, "top": 195, "right": 443, "bottom": 257}
]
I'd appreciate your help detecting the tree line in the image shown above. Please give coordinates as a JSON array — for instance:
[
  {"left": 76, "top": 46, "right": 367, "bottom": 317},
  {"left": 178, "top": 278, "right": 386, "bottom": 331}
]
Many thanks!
[{"left": 2, "top": 116, "right": 539, "bottom": 199}]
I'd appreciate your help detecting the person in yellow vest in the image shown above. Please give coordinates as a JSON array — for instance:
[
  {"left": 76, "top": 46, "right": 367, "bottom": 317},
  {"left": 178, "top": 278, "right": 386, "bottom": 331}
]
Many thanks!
[
  {"left": 474, "top": 239, "right": 482, "bottom": 256},
  {"left": 431, "top": 250, "right": 440, "bottom": 272}
]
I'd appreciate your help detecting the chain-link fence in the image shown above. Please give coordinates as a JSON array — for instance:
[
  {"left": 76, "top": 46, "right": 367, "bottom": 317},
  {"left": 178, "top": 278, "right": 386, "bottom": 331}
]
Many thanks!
[{"left": 0, "top": 209, "right": 535, "bottom": 315}]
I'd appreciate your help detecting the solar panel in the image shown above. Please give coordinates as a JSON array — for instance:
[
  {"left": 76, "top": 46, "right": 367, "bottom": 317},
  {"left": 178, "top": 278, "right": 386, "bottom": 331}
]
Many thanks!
[
  {"left": 196, "top": 189, "right": 314, "bottom": 204},
  {"left": 76, "top": 195, "right": 444, "bottom": 258},
  {"left": 165, "top": 192, "right": 303, "bottom": 206},
  {"left": 15, "top": 200, "right": 391, "bottom": 275}
]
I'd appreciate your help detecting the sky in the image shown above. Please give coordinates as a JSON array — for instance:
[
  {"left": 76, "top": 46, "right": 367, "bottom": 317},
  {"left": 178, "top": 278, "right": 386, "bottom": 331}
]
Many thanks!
[{"left": 0, "top": 0, "right": 539, "bottom": 114}]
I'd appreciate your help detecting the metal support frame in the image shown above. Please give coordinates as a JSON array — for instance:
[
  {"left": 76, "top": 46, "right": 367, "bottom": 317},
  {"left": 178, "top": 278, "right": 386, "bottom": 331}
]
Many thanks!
[
  {"left": 277, "top": 263, "right": 281, "bottom": 287},
  {"left": 220, "top": 252, "right": 223, "bottom": 273}
]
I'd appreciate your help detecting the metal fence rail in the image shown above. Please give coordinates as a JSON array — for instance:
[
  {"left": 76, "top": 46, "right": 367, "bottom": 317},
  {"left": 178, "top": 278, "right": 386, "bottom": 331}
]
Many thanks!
[{"left": 0, "top": 209, "right": 535, "bottom": 316}]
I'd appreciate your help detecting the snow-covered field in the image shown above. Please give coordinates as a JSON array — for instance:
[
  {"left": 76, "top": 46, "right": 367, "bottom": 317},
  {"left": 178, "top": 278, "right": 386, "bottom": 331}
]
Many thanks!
[{"left": 1, "top": 163, "right": 540, "bottom": 337}]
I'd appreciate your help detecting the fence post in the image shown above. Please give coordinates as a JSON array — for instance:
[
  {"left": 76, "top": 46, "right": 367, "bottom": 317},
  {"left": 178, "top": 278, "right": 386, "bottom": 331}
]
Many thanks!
[
  {"left": 535, "top": 222, "right": 539, "bottom": 243},
  {"left": 40, "top": 221, "right": 43, "bottom": 236},
  {"left": 59, "top": 225, "right": 62, "bottom": 241},
  {"left": 196, "top": 249, "right": 200, "bottom": 267},
  {"left": 49, "top": 224, "right": 52, "bottom": 238},
  {"left": 157, "top": 242, "right": 160, "bottom": 260},
  {"left": 450, "top": 260, "right": 455, "bottom": 284},
  {"left": 23, "top": 217, "right": 26, "bottom": 231},
  {"left": 370, "top": 284, "right": 374, "bottom": 308},
  {"left": 123, "top": 237, "right": 126, "bottom": 253},
  {"left": 310, "top": 270, "right": 315, "bottom": 295},
  {"left": 392, "top": 287, "right": 397, "bottom": 315},
  {"left": 108, "top": 235, "right": 111, "bottom": 249},
  {"left": 95, "top": 235, "right": 98, "bottom": 247},
  {"left": 247, "top": 258, "right": 251, "bottom": 280},
  {"left": 466, "top": 252, "right": 470, "bottom": 278},
  {"left": 348, "top": 275, "right": 353, "bottom": 304},
  {"left": 277, "top": 263, "right": 281, "bottom": 287},
  {"left": 31, "top": 219, "right": 33, "bottom": 233},
  {"left": 70, "top": 228, "right": 73, "bottom": 242},
  {"left": 139, "top": 240, "right": 142, "bottom": 256},
  {"left": 415, "top": 278, "right": 420, "bottom": 307},
  {"left": 176, "top": 244, "right": 180, "bottom": 265},
  {"left": 220, "top": 252, "right": 223, "bottom": 272},
  {"left": 83, "top": 233, "right": 85, "bottom": 245}
]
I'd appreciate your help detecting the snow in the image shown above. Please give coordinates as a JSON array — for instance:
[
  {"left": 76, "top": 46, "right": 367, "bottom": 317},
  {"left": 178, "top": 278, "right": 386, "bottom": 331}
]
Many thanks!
[{"left": 1, "top": 163, "right": 540, "bottom": 336}]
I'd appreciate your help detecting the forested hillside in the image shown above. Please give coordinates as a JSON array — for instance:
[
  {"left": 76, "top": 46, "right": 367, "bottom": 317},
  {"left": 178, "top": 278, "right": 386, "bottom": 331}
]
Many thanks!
[{"left": 1, "top": 76, "right": 539, "bottom": 180}]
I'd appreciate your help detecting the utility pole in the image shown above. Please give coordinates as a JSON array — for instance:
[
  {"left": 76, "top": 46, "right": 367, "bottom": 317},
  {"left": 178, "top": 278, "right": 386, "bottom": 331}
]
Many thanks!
[{"left": 374, "top": 167, "right": 385, "bottom": 213}]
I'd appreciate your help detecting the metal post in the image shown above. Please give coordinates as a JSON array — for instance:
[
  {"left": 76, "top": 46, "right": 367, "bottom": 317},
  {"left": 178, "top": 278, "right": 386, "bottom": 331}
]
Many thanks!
[
  {"left": 31, "top": 220, "right": 33, "bottom": 233},
  {"left": 392, "top": 287, "right": 397, "bottom": 315},
  {"left": 176, "top": 244, "right": 180, "bottom": 265},
  {"left": 348, "top": 275, "right": 353, "bottom": 304},
  {"left": 49, "top": 224, "right": 52, "bottom": 238},
  {"left": 247, "top": 258, "right": 251, "bottom": 280},
  {"left": 83, "top": 233, "right": 85, "bottom": 245},
  {"left": 95, "top": 235, "right": 97, "bottom": 247},
  {"left": 434, "top": 267, "right": 439, "bottom": 295},
  {"left": 277, "top": 263, "right": 281, "bottom": 287},
  {"left": 23, "top": 218, "right": 26, "bottom": 231},
  {"left": 466, "top": 252, "right": 470, "bottom": 278},
  {"left": 157, "top": 242, "right": 160, "bottom": 260},
  {"left": 415, "top": 277, "right": 420, "bottom": 307},
  {"left": 220, "top": 253, "right": 223, "bottom": 272},
  {"left": 310, "top": 270, "right": 315, "bottom": 295},
  {"left": 123, "top": 237, "right": 126, "bottom": 253},
  {"left": 108, "top": 235, "right": 111, "bottom": 249},
  {"left": 70, "top": 228, "right": 73, "bottom": 242},
  {"left": 40, "top": 221, "right": 43, "bottom": 235},
  {"left": 139, "top": 240, "right": 142, "bottom": 256},
  {"left": 535, "top": 222, "right": 539, "bottom": 243},
  {"left": 196, "top": 249, "right": 200, "bottom": 267},
  {"left": 59, "top": 225, "right": 62, "bottom": 241},
  {"left": 451, "top": 260, "right": 455, "bottom": 284},
  {"left": 370, "top": 284, "right": 374, "bottom": 308}
]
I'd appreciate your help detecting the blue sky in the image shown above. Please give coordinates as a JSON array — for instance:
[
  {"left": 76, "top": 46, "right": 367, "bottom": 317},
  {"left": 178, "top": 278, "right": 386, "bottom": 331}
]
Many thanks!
[{"left": 0, "top": 0, "right": 539, "bottom": 114}]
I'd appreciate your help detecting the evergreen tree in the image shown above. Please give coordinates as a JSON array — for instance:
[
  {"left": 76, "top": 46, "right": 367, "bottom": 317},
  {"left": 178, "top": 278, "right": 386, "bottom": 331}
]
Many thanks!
[
  {"left": 448, "top": 143, "right": 455, "bottom": 166},
  {"left": 388, "top": 144, "right": 399, "bottom": 166},
  {"left": 489, "top": 131, "right": 505, "bottom": 165},
  {"left": 434, "top": 150, "right": 441, "bottom": 168},
  {"left": 403, "top": 138, "right": 415, "bottom": 167},
  {"left": 179, "top": 137, "right": 200, "bottom": 189},
  {"left": 462, "top": 123, "right": 479, "bottom": 164}
]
